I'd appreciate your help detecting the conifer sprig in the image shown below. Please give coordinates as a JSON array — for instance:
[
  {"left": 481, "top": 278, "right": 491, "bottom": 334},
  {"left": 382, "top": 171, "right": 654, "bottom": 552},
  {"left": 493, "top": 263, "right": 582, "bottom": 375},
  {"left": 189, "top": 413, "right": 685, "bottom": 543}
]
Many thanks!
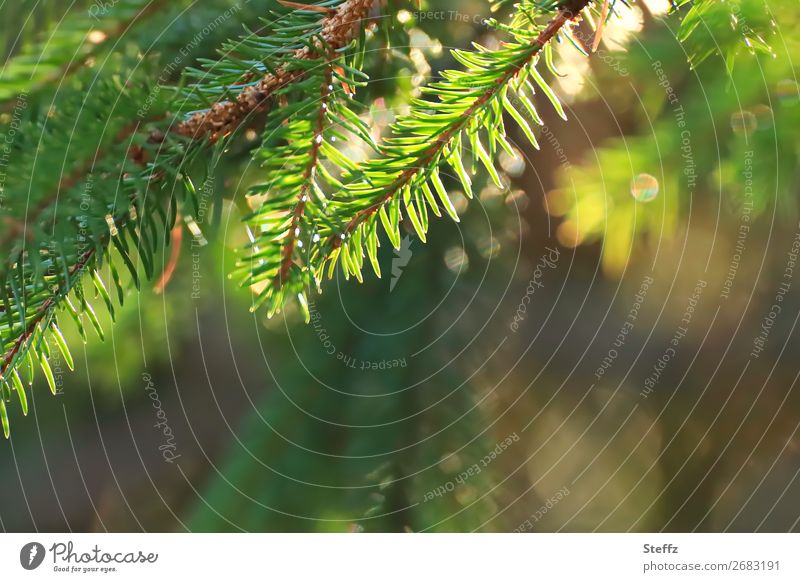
[
  {"left": 329, "top": 0, "right": 586, "bottom": 238},
  {"left": 0, "top": 0, "right": 378, "bottom": 436},
  {"left": 234, "top": 22, "right": 377, "bottom": 317}
]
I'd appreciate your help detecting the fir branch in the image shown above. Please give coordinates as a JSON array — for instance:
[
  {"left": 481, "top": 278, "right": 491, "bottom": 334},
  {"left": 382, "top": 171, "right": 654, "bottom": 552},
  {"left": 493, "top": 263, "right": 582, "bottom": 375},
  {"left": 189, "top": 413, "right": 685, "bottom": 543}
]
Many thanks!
[
  {"left": 0, "top": 66, "right": 189, "bottom": 433},
  {"left": 276, "top": 67, "right": 333, "bottom": 287},
  {"left": 227, "top": 0, "right": 378, "bottom": 317},
  {"left": 0, "top": 0, "right": 378, "bottom": 434},
  {"left": 0, "top": 146, "right": 188, "bottom": 435},
  {"left": 0, "top": 247, "right": 94, "bottom": 379},
  {"left": 292, "top": 0, "right": 592, "bottom": 290},
  {"left": 333, "top": 6, "right": 581, "bottom": 247},
  {"left": 235, "top": 53, "right": 374, "bottom": 317}
]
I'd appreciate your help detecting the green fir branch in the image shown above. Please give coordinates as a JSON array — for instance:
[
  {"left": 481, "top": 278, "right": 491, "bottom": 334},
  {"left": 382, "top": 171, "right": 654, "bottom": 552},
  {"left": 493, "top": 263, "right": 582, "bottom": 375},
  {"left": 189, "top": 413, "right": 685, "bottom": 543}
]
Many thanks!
[
  {"left": 260, "top": 0, "right": 593, "bottom": 316},
  {"left": 0, "top": 0, "right": 378, "bottom": 436}
]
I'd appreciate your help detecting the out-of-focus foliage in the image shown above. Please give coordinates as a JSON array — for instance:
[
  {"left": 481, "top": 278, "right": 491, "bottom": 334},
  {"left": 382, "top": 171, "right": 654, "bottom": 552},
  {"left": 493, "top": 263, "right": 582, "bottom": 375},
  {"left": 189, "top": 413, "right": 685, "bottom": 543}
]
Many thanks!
[
  {"left": 551, "top": 0, "right": 799, "bottom": 275},
  {"left": 675, "top": 0, "right": 776, "bottom": 69}
]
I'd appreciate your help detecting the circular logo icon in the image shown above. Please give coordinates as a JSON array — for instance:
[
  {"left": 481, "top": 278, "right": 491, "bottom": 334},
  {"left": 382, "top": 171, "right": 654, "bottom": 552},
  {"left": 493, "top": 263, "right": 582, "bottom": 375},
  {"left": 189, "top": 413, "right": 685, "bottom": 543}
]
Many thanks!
[{"left": 20, "top": 542, "right": 46, "bottom": 570}]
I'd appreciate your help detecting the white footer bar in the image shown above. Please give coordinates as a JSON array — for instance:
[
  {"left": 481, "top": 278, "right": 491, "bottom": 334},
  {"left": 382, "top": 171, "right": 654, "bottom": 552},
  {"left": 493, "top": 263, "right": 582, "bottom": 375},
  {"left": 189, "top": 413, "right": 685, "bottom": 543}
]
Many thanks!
[{"left": 2, "top": 533, "right": 797, "bottom": 580}]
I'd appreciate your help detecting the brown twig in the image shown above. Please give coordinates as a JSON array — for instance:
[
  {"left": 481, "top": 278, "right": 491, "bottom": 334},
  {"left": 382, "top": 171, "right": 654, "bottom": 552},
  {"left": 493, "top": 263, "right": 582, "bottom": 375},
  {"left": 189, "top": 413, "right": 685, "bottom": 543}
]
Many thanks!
[
  {"left": 154, "top": 220, "right": 184, "bottom": 293},
  {"left": 326, "top": 1, "right": 591, "bottom": 253},
  {"left": 592, "top": 0, "right": 610, "bottom": 52},
  {"left": 172, "top": 0, "right": 375, "bottom": 142}
]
